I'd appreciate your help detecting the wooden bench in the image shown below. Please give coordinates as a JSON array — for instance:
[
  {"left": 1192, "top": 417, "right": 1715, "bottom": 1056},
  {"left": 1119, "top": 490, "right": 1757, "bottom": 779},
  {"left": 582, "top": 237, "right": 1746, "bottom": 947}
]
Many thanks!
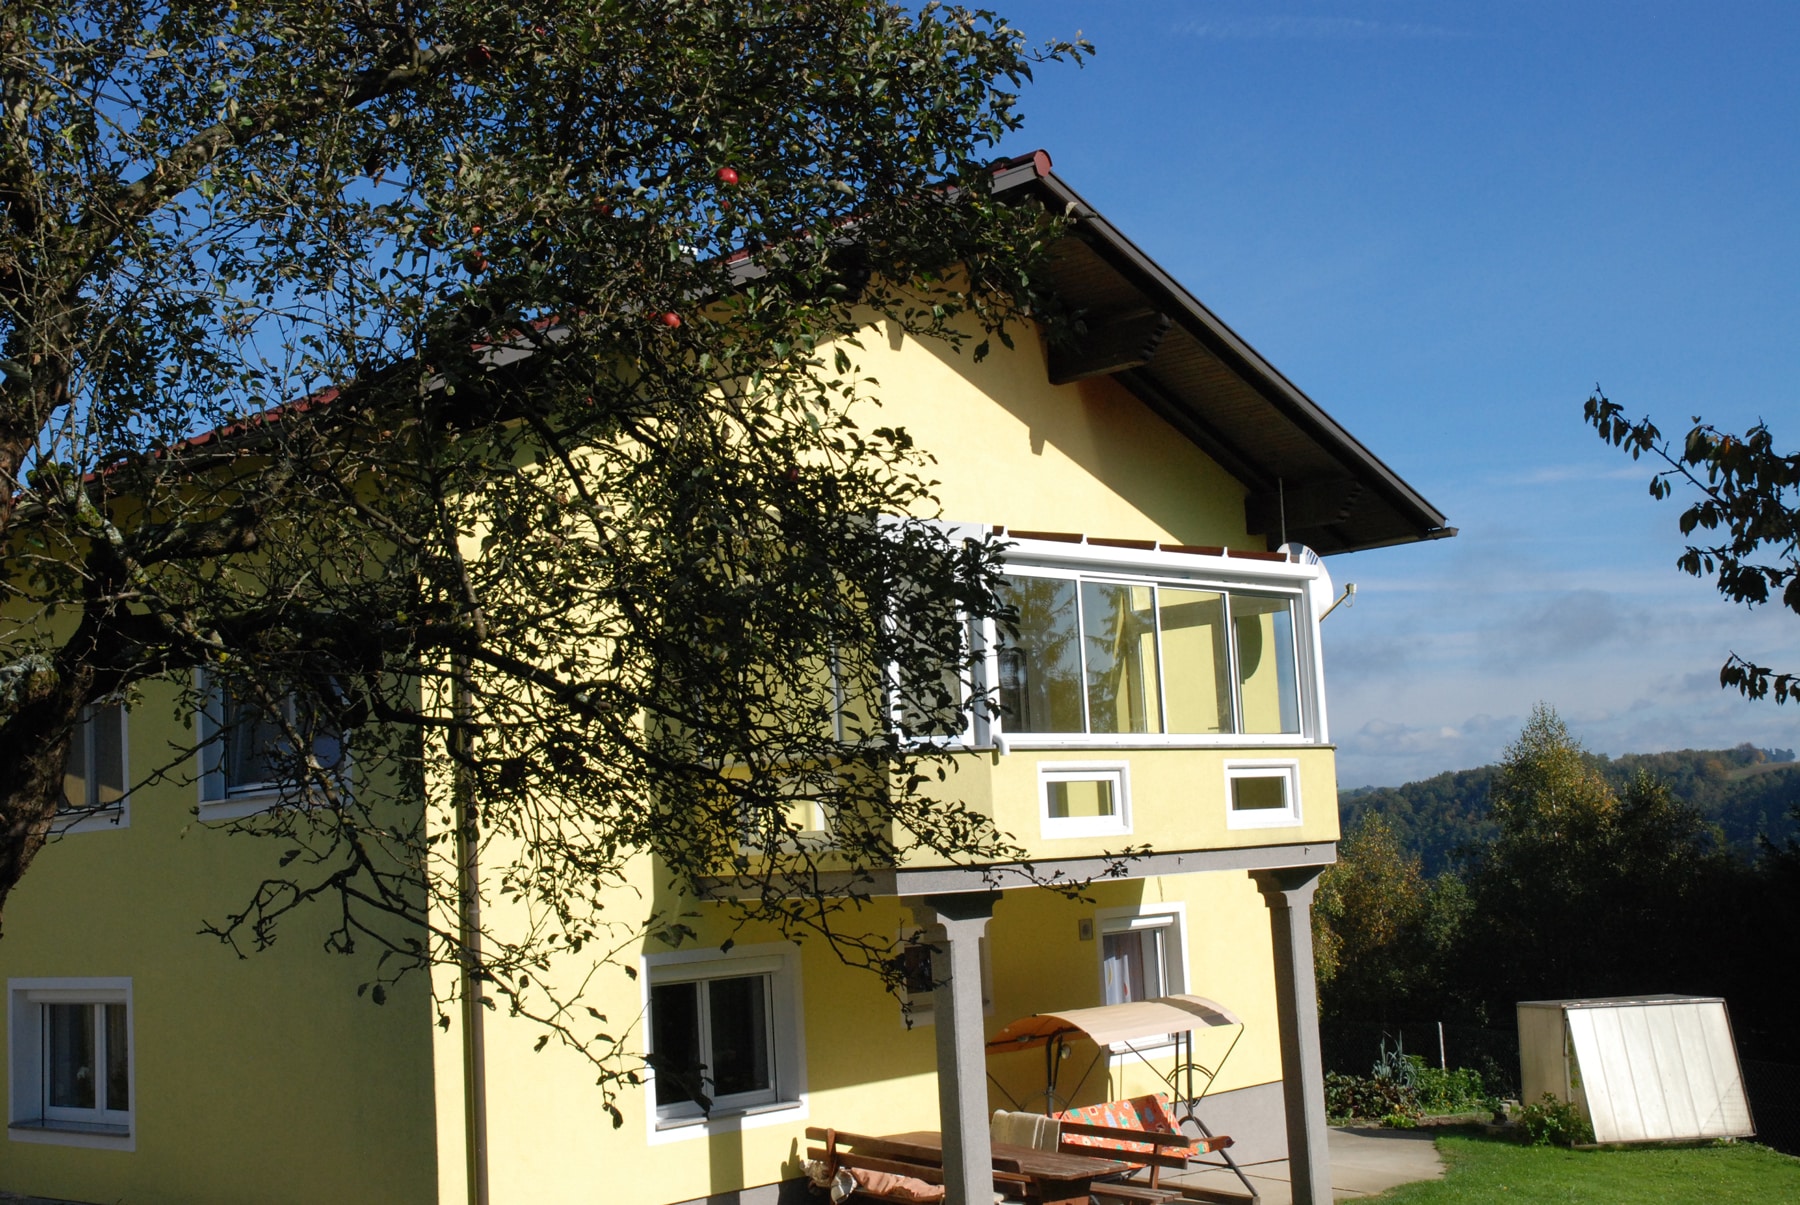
[
  {"left": 1088, "top": 1179, "right": 1184, "bottom": 1203},
  {"left": 804, "top": 1127, "right": 1032, "bottom": 1202}
]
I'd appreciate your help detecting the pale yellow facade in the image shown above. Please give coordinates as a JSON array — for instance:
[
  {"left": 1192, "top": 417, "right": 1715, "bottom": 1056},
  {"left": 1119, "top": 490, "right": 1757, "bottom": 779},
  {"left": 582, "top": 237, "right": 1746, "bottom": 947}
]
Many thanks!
[{"left": 4, "top": 306, "right": 1346, "bottom": 1205}]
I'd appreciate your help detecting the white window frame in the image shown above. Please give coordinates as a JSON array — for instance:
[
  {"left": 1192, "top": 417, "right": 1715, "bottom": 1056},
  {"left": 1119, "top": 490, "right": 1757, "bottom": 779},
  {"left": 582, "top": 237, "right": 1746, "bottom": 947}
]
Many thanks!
[
  {"left": 55, "top": 702, "right": 129, "bottom": 835},
  {"left": 1038, "top": 761, "right": 1132, "bottom": 839},
  {"left": 1223, "top": 758, "right": 1304, "bottom": 829},
  {"left": 7, "top": 977, "right": 134, "bottom": 1152},
  {"left": 882, "top": 519, "right": 993, "bottom": 752},
  {"left": 642, "top": 942, "right": 807, "bottom": 1143},
  {"left": 1094, "top": 905, "right": 1189, "bottom": 1055},
  {"left": 733, "top": 777, "right": 835, "bottom": 856},
  {"left": 983, "top": 532, "right": 1332, "bottom": 749},
  {"left": 195, "top": 670, "right": 348, "bottom": 821}
]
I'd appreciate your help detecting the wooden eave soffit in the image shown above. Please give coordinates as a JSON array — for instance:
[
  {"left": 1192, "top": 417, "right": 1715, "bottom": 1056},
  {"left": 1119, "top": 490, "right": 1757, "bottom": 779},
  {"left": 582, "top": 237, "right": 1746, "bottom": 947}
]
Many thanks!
[
  {"left": 1244, "top": 477, "right": 1366, "bottom": 538},
  {"left": 1046, "top": 310, "right": 1174, "bottom": 386}
]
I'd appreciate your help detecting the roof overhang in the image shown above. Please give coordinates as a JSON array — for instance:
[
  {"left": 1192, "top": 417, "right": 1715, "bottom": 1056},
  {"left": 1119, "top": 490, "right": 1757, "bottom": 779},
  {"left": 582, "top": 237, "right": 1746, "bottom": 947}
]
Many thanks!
[{"left": 990, "top": 150, "right": 1453, "bottom": 556}]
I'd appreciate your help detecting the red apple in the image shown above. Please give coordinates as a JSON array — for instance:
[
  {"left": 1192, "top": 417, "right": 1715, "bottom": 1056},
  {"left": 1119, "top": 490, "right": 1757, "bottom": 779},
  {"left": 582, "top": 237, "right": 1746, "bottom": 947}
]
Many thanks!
[
  {"left": 659, "top": 312, "right": 682, "bottom": 328},
  {"left": 716, "top": 167, "right": 739, "bottom": 186}
]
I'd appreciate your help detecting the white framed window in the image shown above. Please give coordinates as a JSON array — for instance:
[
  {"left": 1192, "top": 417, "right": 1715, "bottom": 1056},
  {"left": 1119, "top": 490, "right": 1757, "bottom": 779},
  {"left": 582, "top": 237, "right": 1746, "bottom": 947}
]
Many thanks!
[
  {"left": 56, "top": 703, "right": 128, "bottom": 834},
  {"left": 8, "top": 978, "right": 134, "bottom": 1151},
  {"left": 643, "top": 943, "right": 806, "bottom": 1141},
  {"left": 733, "top": 777, "right": 833, "bottom": 856},
  {"left": 1038, "top": 761, "right": 1131, "bottom": 839},
  {"left": 196, "top": 672, "right": 346, "bottom": 820},
  {"left": 1095, "top": 906, "right": 1188, "bottom": 1052},
  {"left": 1223, "top": 759, "right": 1303, "bottom": 829},
  {"left": 995, "top": 566, "right": 1304, "bottom": 742},
  {"left": 879, "top": 517, "right": 991, "bottom": 749}
]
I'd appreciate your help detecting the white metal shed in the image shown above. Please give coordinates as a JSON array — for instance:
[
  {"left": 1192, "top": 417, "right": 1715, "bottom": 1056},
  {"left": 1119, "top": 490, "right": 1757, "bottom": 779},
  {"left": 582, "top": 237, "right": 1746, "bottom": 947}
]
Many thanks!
[{"left": 1517, "top": 994, "right": 1755, "bottom": 1144}]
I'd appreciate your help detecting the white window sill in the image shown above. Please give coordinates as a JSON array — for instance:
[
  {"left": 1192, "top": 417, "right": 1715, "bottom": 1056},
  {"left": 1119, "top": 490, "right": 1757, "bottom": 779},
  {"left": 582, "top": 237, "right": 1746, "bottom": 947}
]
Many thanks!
[
  {"left": 198, "top": 790, "right": 286, "bottom": 822},
  {"left": 653, "top": 1098, "right": 804, "bottom": 1134},
  {"left": 52, "top": 805, "right": 129, "bottom": 835},
  {"left": 1004, "top": 735, "right": 1319, "bottom": 750},
  {"left": 1225, "top": 813, "right": 1304, "bottom": 830},
  {"left": 199, "top": 786, "right": 348, "bottom": 823},
  {"left": 9, "top": 1119, "right": 134, "bottom": 1151}
]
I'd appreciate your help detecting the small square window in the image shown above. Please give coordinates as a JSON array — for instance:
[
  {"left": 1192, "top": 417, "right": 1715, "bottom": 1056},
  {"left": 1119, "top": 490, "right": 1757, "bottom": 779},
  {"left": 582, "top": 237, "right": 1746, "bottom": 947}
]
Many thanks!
[
  {"left": 1224, "top": 759, "right": 1302, "bottom": 828},
  {"left": 8, "top": 978, "right": 133, "bottom": 1151},
  {"left": 1039, "top": 762, "right": 1131, "bottom": 839}
]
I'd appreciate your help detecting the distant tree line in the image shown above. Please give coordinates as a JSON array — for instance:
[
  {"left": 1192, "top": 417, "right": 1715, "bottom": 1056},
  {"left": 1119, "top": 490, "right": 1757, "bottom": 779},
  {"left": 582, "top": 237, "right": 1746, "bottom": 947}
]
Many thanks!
[
  {"left": 1318, "top": 706, "right": 1800, "bottom": 1065},
  {"left": 1340, "top": 742, "right": 1799, "bottom": 877}
]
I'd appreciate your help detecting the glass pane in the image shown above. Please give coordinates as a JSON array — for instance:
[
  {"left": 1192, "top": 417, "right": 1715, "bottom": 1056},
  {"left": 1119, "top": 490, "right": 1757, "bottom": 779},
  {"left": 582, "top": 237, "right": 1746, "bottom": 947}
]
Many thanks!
[
  {"left": 895, "top": 616, "right": 968, "bottom": 740},
  {"left": 650, "top": 981, "right": 702, "bottom": 1106},
  {"left": 1081, "top": 583, "right": 1160, "bottom": 735},
  {"left": 1158, "top": 588, "right": 1233, "bottom": 735},
  {"left": 707, "top": 976, "right": 772, "bottom": 1098},
  {"left": 1230, "top": 594, "right": 1301, "bottom": 734},
  {"left": 1142, "top": 929, "right": 1166, "bottom": 999},
  {"left": 47, "top": 1003, "right": 96, "bottom": 1110},
  {"left": 104, "top": 1003, "right": 129, "bottom": 1112},
  {"left": 995, "top": 576, "right": 1084, "bottom": 733},
  {"left": 1232, "top": 775, "right": 1289, "bottom": 811},
  {"left": 311, "top": 721, "right": 345, "bottom": 776},
  {"left": 1101, "top": 932, "right": 1147, "bottom": 1005},
  {"left": 62, "top": 715, "right": 89, "bottom": 809},
  {"left": 224, "top": 692, "right": 286, "bottom": 792},
  {"left": 93, "top": 703, "right": 126, "bottom": 805},
  {"left": 1045, "top": 778, "right": 1115, "bottom": 819}
]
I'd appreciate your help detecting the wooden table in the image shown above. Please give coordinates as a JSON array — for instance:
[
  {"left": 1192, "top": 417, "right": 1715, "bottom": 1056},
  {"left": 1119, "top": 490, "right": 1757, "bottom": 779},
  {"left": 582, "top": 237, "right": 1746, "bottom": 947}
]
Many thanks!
[{"left": 880, "top": 1129, "right": 1134, "bottom": 1205}]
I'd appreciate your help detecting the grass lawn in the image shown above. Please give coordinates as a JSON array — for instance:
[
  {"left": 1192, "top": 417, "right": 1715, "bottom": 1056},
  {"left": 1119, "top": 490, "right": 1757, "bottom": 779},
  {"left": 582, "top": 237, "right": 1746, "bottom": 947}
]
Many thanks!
[{"left": 1368, "top": 1130, "right": 1800, "bottom": 1203}]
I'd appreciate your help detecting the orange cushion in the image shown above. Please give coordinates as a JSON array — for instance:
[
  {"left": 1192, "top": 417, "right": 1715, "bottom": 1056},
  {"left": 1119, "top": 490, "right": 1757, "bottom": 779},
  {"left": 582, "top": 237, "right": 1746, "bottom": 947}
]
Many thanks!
[{"left": 1055, "top": 1093, "right": 1179, "bottom": 1159}]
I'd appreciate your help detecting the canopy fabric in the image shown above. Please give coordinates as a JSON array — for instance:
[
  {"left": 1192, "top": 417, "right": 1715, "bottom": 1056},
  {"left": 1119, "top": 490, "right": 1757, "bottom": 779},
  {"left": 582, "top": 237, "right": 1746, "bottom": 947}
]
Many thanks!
[{"left": 987, "top": 994, "right": 1242, "bottom": 1053}]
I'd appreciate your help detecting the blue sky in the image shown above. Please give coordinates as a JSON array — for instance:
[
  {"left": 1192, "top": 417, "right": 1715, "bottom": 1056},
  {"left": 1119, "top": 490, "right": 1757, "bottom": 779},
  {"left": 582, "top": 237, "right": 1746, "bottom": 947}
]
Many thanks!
[{"left": 1001, "top": 1, "right": 1799, "bottom": 786}]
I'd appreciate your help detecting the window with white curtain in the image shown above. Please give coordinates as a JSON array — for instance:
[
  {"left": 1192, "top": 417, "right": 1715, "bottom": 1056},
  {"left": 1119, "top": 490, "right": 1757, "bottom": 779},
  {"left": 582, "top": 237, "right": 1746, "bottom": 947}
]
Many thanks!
[{"left": 8, "top": 978, "right": 133, "bottom": 1150}]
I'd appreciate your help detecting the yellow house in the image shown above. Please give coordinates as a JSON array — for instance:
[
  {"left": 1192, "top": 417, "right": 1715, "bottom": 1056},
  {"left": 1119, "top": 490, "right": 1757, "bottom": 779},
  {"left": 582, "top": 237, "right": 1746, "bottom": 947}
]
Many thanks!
[{"left": 0, "top": 152, "right": 1450, "bottom": 1205}]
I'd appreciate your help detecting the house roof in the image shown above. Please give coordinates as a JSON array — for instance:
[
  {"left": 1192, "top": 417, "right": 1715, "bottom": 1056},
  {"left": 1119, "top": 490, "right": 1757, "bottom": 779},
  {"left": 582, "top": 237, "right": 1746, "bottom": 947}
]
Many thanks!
[
  {"left": 989, "top": 150, "right": 1453, "bottom": 556},
  {"left": 83, "top": 154, "right": 1452, "bottom": 558}
]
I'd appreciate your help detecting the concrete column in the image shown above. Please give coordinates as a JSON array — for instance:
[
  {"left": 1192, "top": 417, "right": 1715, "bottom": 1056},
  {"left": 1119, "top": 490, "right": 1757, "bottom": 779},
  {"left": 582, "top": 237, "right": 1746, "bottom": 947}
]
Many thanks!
[
  {"left": 1252, "top": 866, "right": 1332, "bottom": 1205},
  {"left": 906, "top": 892, "right": 998, "bottom": 1205}
]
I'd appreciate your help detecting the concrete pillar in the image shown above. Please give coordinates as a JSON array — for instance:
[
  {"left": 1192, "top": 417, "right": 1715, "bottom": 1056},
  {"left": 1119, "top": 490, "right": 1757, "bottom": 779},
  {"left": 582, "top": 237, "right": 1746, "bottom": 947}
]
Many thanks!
[
  {"left": 906, "top": 892, "right": 998, "bottom": 1205},
  {"left": 1252, "top": 866, "right": 1332, "bottom": 1205}
]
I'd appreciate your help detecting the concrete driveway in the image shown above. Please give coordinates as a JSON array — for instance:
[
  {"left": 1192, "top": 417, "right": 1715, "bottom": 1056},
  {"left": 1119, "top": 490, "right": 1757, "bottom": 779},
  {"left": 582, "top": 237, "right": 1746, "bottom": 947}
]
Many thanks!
[{"left": 1164, "top": 1124, "right": 1446, "bottom": 1203}]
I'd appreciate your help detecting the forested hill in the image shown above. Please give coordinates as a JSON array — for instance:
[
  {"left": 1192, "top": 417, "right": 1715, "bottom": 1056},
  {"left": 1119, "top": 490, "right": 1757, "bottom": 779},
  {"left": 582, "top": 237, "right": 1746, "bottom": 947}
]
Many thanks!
[{"left": 1340, "top": 744, "right": 1800, "bottom": 875}]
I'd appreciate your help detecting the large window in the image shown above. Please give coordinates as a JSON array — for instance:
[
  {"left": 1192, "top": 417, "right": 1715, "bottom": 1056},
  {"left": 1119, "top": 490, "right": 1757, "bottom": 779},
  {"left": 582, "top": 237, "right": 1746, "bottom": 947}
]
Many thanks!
[
  {"left": 644, "top": 945, "right": 805, "bottom": 1135},
  {"left": 7, "top": 978, "right": 133, "bottom": 1150},
  {"left": 58, "top": 703, "right": 128, "bottom": 833},
  {"left": 996, "top": 570, "right": 1302, "bottom": 739}
]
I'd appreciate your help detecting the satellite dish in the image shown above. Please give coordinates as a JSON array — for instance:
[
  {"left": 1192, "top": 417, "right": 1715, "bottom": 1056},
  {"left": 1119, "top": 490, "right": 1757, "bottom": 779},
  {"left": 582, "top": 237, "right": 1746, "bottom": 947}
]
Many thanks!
[{"left": 1278, "top": 542, "right": 1321, "bottom": 565}]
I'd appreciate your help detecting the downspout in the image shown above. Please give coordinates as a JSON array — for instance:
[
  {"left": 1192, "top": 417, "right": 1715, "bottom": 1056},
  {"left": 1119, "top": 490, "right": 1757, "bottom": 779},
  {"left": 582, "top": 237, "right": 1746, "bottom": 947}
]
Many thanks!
[{"left": 453, "top": 661, "right": 490, "bottom": 1205}]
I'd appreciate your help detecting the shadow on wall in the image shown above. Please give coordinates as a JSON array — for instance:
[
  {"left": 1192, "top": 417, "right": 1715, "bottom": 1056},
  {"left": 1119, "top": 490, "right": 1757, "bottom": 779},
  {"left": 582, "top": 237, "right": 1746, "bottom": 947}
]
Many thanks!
[{"left": 892, "top": 320, "right": 1249, "bottom": 549}]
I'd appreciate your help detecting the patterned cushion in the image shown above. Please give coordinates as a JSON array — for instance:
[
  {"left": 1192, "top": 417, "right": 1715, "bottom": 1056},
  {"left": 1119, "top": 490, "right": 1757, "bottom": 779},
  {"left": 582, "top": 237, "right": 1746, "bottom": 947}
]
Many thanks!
[{"left": 1054, "top": 1093, "right": 1181, "bottom": 1160}]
